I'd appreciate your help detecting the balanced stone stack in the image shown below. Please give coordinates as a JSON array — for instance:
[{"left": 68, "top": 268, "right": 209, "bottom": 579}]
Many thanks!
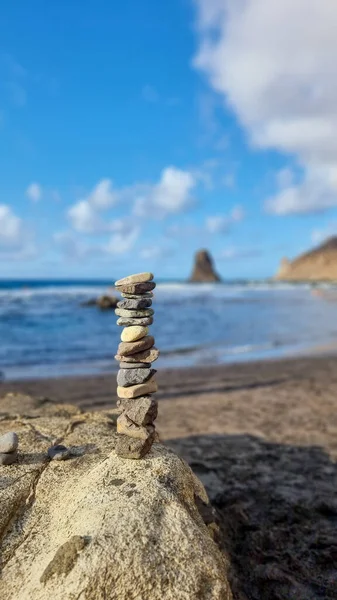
[{"left": 114, "top": 272, "right": 159, "bottom": 459}]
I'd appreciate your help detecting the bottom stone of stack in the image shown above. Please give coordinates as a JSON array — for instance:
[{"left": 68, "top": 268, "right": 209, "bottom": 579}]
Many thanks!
[{"left": 115, "top": 432, "right": 155, "bottom": 459}]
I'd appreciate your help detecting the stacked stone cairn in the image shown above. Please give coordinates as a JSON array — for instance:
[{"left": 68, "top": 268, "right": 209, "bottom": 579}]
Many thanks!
[{"left": 114, "top": 272, "right": 159, "bottom": 459}]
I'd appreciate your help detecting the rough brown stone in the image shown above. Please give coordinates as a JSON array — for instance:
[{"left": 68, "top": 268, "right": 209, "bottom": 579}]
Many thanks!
[
  {"left": 115, "top": 347, "right": 159, "bottom": 364},
  {"left": 115, "top": 432, "right": 155, "bottom": 459},
  {"left": 117, "top": 413, "right": 155, "bottom": 440},
  {"left": 118, "top": 396, "right": 158, "bottom": 426},
  {"left": 116, "top": 282, "right": 156, "bottom": 294},
  {"left": 117, "top": 336, "right": 154, "bottom": 357}
]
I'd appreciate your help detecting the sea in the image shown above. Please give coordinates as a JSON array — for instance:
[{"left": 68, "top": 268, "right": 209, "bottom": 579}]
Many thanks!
[{"left": 1, "top": 279, "right": 337, "bottom": 381}]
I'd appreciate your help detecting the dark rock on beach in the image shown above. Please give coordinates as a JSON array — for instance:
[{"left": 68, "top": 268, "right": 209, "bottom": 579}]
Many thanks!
[
  {"left": 189, "top": 249, "right": 221, "bottom": 283},
  {"left": 81, "top": 295, "right": 118, "bottom": 310}
]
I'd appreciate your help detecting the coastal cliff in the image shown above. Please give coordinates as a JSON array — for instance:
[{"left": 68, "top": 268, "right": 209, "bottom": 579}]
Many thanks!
[
  {"left": 189, "top": 249, "right": 221, "bottom": 282},
  {"left": 275, "top": 237, "right": 337, "bottom": 281}
]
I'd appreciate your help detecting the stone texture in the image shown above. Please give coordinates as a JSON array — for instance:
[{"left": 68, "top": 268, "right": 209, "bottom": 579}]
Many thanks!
[
  {"left": 117, "top": 298, "right": 152, "bottom": 310},
  {"left": 117, "top": 368, "right": 156, "bottom": 388},
  {"left": 117, "top": 316, "right": 153, "bottom": 327},
  {"left": 115, "top": 347, "right": 160, "bottom": 364},
  {"left": 116, "top": 282, "right": 156, "bottom": 295},
  {"left": 121, "top": 325, "right": 148, "bottom": 343},
  {"left": 0, "top": 393, "right": 232, "bottom": 600},
  {"left": 117, "top": 396, "right": 158, "bottom": 426},
  {"left": 115, "top": 432, "right": 155, "bottom": 459},
  {"left": 117, "top": 413, "right": 154, "bottom": 440},
  {"left": 115, "top": 272, "right": 154, "bottom": 286},
  {"left": 115, "top": 308, "right": 154, "bottom": 319},
  {"left": 0, "top": 431, "right": 18, "bottom": 453},
  {"left": 189, "top": 249, "right": 221, "bottom": 283},
  {"left": 48, "top": 444, "right": 70, "bottom": 461},
  {"left": 119, "top": 362, "right": 149, "bottom": 369},
  {"left": 121, "top": 292, "right": 153, "bottom": 299},
  {"left": 117, "top": 335, "right": 154, "bottom": 357},
  {"left": 117, "top": 378, "right": 158, "bottom": 399},
  {"left": 0, "top": 450, "right": 18, "bottom": 465}
]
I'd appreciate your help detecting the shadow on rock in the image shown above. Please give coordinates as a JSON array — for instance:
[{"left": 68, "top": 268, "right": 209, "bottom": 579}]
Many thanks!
[{"left": 166, "top": 433, "right": 337, "bottom": 600}]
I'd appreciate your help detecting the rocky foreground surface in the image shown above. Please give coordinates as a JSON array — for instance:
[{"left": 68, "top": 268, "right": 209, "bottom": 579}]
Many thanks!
[{"left": 0, "top": 393, "right": 232, "bottom": 600}]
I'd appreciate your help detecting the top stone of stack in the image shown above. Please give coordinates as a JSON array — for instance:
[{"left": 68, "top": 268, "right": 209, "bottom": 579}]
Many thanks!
[{"left": 115, "top": 272, "right": 154, "bottom": 287}]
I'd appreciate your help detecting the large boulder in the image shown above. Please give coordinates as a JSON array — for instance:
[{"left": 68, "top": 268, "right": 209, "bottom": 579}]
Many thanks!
[
  {"left": 189, "top": 249, "right": 221, "bottom": 283},
  {"left": 0, "top": 394, "right": 232, "bottom": 600}
]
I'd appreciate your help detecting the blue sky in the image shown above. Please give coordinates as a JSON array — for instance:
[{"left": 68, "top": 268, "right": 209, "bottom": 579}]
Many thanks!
[{"left": 1, "top": 0, "right": 337, "bottom": 280}]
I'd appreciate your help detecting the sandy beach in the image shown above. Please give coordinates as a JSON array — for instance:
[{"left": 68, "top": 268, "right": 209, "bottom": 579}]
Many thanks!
[{"left": 1, "top": 354, "right": 337, "bottom": 599}]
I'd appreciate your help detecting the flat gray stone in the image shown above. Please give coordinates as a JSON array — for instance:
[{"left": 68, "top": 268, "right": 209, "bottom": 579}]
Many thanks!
[
  {"left": 0, "top": 431, "right": 18, "bottom": 454},
  {"left": 121, "top": 292, "right": 153, "bottom": 299},
  {"left": 117, "top": 368, "right": 156, "bottom": 388},
  {"left": 0, "top": 450, "right": 18, "bottom": 465},
  {"left": 117, "top": 298, "right": 152, "bottom": 310},
  {"left": 115, "top": 308, "right": 154, "bottom": 319},
  {"left": 119, "top": 362, "right": 149, "bottom": 369},
  {"left": 117, "top": 316, "right": 153, "bottom": 327},
  {"left": 118, "top": 396, "right": 158, "bottom": 426},
  {"left": 48, "top": 444, "right": 70, "bottom": 461}
]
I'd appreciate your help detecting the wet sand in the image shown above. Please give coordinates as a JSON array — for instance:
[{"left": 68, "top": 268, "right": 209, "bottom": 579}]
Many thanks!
[{"left": 1, "top": 354, "right": 337, "bottom": 599}]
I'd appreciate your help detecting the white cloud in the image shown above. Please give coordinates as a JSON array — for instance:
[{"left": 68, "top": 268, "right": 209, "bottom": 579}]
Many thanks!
[
  {"left": 68, "top": 200, "right": 101, "bottom": 233},
  {"left": 265, "top": 170, "right": 337, "bottom": 215},
  {"left": 193, "top": 0, "right": 337, "bottom": 215},
  {"left": 0, "top": 204, "right": 36, "bottom": 260},
  {"left": 26, "top": 182, "right": 42, "bottom": 202},
  {"left": 0, "top": 204, "right": 23, "bottom": 248},
  {"left": 133, "top": 167, "right": 197, "bottom": 218},
  {"left": 85, "top": 178, "right": 117, "bottom": 209},
  {"left": 140, "top": 245, "right": 173, "bottom": 260},
  {"left": 104, "top": 226, "right": 140, "bottom": 256},
  {"left": 67, "top": 179, "right": 119, "bottom": 233},
  {"left": 206, "top": 205, "right": 244, "bottom": 233},
  {"left": 152, "top": 167, "right": 195, "bottom": 213}
]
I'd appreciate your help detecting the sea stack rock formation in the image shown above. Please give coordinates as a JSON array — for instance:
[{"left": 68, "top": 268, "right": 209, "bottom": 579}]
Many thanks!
[
  {"left": 114, "top": 272, "right": 159, "bottom": 459},
  {"left": 189, "top": 249, "right": 221, "bottom": 283},
  {"left": 275, "top": 237, "right": 337, "bottom": 281}
]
